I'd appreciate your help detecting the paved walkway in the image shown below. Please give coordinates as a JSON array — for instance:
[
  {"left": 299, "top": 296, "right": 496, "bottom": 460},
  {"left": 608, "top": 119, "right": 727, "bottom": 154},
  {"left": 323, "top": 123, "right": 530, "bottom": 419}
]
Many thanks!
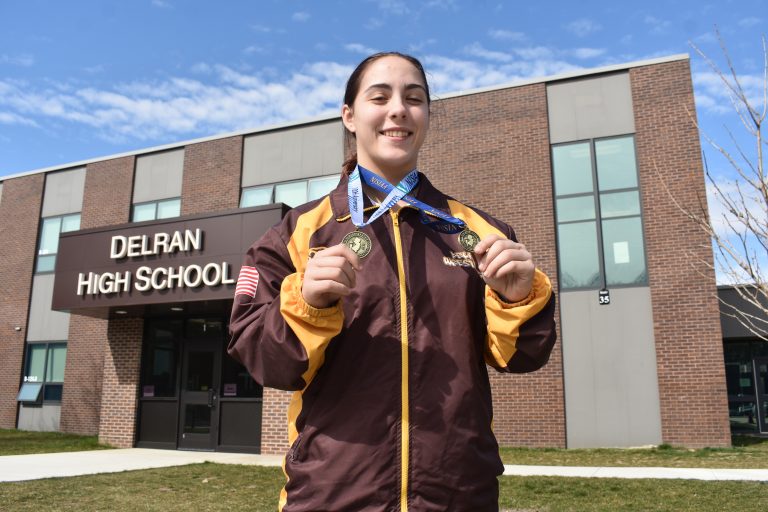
[{"left": 1, "top": 449, "right": 767, "bottom": 483}]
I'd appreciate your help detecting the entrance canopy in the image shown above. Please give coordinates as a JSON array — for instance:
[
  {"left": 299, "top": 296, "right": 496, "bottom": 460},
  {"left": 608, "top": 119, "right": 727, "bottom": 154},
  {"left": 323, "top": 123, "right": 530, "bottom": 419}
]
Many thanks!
[{"left": 52, "top": 204, "right": 287, "bottom": 317}]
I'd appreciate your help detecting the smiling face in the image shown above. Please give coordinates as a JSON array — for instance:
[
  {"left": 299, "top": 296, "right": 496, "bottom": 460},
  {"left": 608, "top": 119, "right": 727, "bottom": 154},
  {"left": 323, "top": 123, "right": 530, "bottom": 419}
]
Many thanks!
[{"left": 341, "top": 55, "right": 430, "bottom": 181}]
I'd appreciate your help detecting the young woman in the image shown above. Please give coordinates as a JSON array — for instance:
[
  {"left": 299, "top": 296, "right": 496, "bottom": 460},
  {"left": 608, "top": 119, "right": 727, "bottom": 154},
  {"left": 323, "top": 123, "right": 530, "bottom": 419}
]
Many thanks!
[{"left": 229, "top": 52, "right": 556, "bottom": 512}]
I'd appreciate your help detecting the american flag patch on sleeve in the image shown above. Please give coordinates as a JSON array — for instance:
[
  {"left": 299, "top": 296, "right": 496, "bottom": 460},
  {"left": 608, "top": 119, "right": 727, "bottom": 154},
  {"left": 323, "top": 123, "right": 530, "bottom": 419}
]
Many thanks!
[{"left": 235, "top": 266, "right": 260, "bottom": 298}]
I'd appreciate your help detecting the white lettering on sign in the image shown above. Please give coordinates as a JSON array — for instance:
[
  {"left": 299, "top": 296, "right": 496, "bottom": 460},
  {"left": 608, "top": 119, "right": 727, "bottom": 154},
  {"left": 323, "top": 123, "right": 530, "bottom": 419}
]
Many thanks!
[
  {"left": 77, "top": 271, "right": 132, "bottom": 295},
  {"left": 81, "top": 262, "right": 235, "bottom": 296},
  {"left": 74, "top": 227, "right": 237, "bottom": 298},
  {"left": 109, "top": 229, "right": 202, "bottom": 259}
]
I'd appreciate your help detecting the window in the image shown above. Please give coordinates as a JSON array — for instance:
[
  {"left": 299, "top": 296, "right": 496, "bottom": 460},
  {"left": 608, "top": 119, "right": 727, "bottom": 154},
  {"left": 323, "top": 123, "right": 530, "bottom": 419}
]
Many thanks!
[
  {"left": 18, "top": 343, "right": 67, "bottom": 403},
  {"left": 241, "top": 175, "right": 340, "bottom": 208},
  {"left": 36, "top": 213, "right": 81, "bottom": 273},
  {"left": 553, "top": 135, "right": 647, "bottom": 290},
  {"left": 132, "top": 197, "right": 181, "bottom": 222}
]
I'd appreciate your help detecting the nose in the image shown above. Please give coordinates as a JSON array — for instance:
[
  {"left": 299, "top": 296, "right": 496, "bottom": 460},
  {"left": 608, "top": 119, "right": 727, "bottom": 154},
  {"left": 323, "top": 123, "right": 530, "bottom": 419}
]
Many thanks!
[{"left": 388, "top": 95, "right": 407, "bottom": 119}]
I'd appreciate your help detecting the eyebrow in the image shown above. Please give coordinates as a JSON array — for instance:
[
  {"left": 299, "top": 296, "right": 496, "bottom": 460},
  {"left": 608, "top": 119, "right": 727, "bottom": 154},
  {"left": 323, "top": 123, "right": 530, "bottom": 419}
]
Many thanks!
[{"left": 364, "top": 83, "right": 427, "bottom": 94}]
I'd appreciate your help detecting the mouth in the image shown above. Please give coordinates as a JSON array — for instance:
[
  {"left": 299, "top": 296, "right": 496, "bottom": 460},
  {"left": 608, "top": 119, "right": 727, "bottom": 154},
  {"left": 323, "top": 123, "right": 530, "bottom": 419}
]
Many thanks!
[{"left": 380, "top": 129, "right": 412, "bottom": 139}]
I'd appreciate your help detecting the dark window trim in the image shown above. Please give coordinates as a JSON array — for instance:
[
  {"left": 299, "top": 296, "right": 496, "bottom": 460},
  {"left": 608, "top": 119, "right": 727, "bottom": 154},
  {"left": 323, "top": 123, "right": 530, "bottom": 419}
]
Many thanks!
[
  {"left": 131, "top": 197, "right": 181, "bottom": 223},
  {"left": 552, "top": 134, "right": 649, "bottom": 291},
  {"left": 20, "top": 341, "right": 67, "bottom": 404}
]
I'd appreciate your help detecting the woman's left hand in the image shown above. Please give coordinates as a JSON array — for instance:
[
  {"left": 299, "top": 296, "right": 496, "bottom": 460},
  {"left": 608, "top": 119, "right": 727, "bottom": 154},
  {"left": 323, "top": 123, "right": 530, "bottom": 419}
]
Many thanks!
[{"left": 474, "top": 234, "right": 535, "bottom": 303}]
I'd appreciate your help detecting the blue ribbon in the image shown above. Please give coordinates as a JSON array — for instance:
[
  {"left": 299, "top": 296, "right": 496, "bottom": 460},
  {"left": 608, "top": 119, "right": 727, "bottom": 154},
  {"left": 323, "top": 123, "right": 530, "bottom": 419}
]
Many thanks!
[{"left": 349, "top": 164, "right": 466, "bottom": 234}]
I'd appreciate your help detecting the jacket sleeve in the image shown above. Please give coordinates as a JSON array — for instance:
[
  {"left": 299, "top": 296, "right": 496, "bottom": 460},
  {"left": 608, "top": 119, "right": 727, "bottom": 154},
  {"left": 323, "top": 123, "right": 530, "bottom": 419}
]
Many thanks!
[
  {"left": 484, "top": 225, "right": 557, "bottom": 373},
  {"left": 227, "top": 227, "right": 345, "bottom": 391}
]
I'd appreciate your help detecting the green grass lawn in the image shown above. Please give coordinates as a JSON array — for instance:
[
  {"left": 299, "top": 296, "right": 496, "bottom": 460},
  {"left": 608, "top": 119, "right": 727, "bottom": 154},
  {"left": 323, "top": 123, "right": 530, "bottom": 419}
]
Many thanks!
[
  {"left": 0, "top": 463, "right": 766, "bottom": 512},
  {"left": 499, "top": 435, "right": 768, "bottom": 469},
  {"left": 0, "top": 429, "right": 111, "bottom": 456}
]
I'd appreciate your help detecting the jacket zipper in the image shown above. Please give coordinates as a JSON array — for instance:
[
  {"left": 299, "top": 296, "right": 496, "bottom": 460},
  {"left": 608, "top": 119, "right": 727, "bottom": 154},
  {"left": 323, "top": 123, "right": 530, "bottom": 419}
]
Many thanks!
[{"left": 391, "top": 210, "right": 409, "bottom": 512}]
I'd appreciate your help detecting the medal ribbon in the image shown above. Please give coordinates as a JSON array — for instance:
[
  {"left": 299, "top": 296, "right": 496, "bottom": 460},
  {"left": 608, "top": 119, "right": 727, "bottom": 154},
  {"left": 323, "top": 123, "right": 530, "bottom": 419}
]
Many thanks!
[
  {"left": 348, "top": 165, "right": 420, "bottom": 228},
  {"left": 354, "top": 165, "right": 466, "bottom": 234}
]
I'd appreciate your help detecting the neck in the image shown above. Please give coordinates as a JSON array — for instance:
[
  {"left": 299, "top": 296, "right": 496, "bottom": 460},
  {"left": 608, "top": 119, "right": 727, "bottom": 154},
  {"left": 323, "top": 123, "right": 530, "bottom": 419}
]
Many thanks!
[{"left": 357, "top": 161, "right": 417, "bottom": 185}]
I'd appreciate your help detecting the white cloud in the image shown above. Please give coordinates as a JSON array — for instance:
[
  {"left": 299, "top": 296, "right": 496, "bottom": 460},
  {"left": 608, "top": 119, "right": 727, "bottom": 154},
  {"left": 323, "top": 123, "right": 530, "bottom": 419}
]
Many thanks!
[
  {"left": 0, "top": 45, "right": 591, "bottom": 145},
  {"left": 151, "top": 0, "right": 172, "bottom": 8},
  {"left": 365, "top": 18, "right": 385, "bottom": 30},
  {"left": 0, "top": 62, "right": 353, "bottom": 143},
  {"left": 488, "top": 29, "right": 525, "bottom": 42},
  {"left": 644, "top": 15, "right": 671, "bottom": 34},
  {"left": 693, "top": 70, "right": 766, "bottom": 115},
  {"left": 513, "top": 46, "right": 554, "bottom": 60},
  {"left": 565, "top": 18, "right": 601, "bottom": 37},
  {"left": 463, "top": 42, "right": 512, "bottom": 63},
  {"left": 738, "top": 17, "right": 762, "bottom": 28},
  {"left": 569, "top": 48, "right": 606, "bottom": 60},
  {"left": 250, "top": 24, "right": 272, "bottom": 33},
  {"left": 0, "top": 111, "right": 38, "bottom": 127},
  {"left": 425, "top": 0, "right": 457, "bottom": 9},
  {"left": 292, "top": 11, "right": 310, "bottom": 22},
  {"left": 372, "top": 0, "right": 409, "bottom": 16},
  {"left": 345, "top": 43, "right": 378, "bottom": 56},
  {"left": 0, "top": 54, "right": 35, "bottom": 67},
  {"left": 424, "top": 54, "right": 580, "bottom": 94},
  {"left": 244, "top": 45, "right": 268, "bottom": 55}
]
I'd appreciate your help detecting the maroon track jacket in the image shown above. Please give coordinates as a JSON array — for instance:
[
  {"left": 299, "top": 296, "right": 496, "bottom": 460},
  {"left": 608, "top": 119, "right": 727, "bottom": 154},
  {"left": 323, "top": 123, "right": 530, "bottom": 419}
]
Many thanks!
[{"left": 229, "top": 173, "right": 557, "bottom": 512}]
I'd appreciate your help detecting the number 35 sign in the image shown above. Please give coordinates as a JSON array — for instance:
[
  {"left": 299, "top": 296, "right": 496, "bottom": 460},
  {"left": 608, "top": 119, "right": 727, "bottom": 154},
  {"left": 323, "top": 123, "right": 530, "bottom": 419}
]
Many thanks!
[{"left": 598, "top": 289, "right": 611, "bottom": 305}]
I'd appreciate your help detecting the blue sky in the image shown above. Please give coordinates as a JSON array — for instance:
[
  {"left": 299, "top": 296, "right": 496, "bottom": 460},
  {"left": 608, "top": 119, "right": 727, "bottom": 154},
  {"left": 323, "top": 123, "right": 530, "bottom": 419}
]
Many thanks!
[{"left": 0, "top": 0, "right": 764, "bottom": 180}]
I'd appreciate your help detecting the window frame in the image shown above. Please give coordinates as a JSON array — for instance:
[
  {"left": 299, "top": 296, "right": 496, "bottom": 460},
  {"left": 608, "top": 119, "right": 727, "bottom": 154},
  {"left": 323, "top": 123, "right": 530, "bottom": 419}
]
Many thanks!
[
  {"left": 131, "top": 197, "right": 181, "bottom": 223},
  {"left": 240, "top": 175, "right": 341, "bottom": 209},
  {"left": 552, "top": 134, "right": 649, "bottom": 291},
  {"left": 35, "top": 213, "right": 81, "bottom": 275},
  {"left": 19, "top": 342, "right": 67, "bottom": 405}
]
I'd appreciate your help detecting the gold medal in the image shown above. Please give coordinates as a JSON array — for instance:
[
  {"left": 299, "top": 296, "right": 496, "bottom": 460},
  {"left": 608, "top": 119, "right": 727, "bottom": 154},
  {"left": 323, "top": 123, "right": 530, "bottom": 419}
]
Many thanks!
[
  {"left": 342, "top": 231, "right": 372, "bottom": 259},
  {"left": 458, "top": 229, "right": 481, "bottom": 252}
]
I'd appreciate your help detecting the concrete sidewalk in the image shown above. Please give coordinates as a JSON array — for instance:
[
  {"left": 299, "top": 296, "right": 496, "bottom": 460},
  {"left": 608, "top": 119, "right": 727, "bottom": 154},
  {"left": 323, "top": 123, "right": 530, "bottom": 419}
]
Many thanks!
[{"left": 1, "top": 449, "right": 767, "bottom": 483}]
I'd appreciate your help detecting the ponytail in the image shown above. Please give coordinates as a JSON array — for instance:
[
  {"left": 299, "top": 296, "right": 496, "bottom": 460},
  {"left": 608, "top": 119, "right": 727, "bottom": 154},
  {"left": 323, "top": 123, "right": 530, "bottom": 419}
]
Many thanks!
[{"left": 342, "top": 153, "right": 357, "bottom": 175}]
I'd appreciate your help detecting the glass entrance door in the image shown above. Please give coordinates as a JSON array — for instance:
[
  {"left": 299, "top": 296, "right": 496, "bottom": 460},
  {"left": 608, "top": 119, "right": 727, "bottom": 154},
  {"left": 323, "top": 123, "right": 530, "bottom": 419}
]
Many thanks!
[
  {"left": 178, "top": 339, "right": 221, "bottom": 450},
  {"left": 755, "top": 357, "right": 768, "bottom": 434}
]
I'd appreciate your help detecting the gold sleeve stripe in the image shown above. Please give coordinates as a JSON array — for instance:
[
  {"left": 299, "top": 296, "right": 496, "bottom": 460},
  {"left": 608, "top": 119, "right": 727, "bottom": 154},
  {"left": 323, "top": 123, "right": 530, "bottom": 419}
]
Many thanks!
[
  {"left": 287, "top": 196, "right": 335, "bottom": 272},
  {"left": 485, "top": 269, "right": 552, "bottom": 367}
]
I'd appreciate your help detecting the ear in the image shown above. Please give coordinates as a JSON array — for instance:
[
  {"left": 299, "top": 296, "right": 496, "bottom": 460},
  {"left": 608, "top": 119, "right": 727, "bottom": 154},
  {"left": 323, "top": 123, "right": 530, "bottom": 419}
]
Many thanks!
[{"left": 341, "top": 104, "right": 356, "bottom": 134}]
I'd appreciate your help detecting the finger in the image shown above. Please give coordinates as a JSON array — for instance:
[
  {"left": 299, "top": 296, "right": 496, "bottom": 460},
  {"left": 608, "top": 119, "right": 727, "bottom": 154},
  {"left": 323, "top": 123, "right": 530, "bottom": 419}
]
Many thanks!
[
  {"left": 474, "top": 234, "right": 503, "bottom": 257},
  {"left": 334, "top": 243, "right": 363, "bottom": 271},
  {"left": 479, "top": 240, "right": 523, "bottom": 272},
  {"left": 308, "top": 266, "right": 355, "bottom": 289},
  {"left": 314, "top": 280, "right": 352, "bottom": 298},
  {"left": 488, "top": 258, "right": 534, "bottom": 281},
  {"left": 316, "top": 244, "right": 363, "bottom": 271},
  {"left": 483, "top": 248, "right": 518, "bottom": 278}
]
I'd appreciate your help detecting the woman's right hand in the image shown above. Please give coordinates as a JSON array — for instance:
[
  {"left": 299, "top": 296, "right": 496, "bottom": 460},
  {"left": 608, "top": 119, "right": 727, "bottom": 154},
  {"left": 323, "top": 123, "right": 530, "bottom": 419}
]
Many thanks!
[{"left": 301, "top": 244, "right": 362, "bottom": 309}]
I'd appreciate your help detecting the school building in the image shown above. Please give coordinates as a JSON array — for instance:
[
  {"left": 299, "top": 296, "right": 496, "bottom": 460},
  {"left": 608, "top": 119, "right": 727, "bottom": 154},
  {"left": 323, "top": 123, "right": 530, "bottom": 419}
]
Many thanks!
[{"left": 1, "top": 53, "right": 757, "bottom": 454}]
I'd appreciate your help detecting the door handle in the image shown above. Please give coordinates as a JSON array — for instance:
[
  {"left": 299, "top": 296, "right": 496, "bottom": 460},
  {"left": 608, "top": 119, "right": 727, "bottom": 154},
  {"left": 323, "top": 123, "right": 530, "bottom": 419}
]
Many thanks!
[{"left": 208, "top": 388, "right": 218, "bottom": 408}]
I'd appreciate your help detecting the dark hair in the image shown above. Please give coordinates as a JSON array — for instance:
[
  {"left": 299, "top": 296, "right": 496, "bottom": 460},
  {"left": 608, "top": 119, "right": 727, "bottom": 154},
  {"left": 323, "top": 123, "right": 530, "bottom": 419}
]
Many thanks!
[{"left": 342, "top": 52, "right": 431, "bottom": 174}]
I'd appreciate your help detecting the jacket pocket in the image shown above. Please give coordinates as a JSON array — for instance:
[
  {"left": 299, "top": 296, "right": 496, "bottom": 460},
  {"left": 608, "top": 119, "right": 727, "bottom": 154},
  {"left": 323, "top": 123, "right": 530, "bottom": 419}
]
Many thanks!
[{"left": 288, "top": 431, "right": 305, "bottom": 463}]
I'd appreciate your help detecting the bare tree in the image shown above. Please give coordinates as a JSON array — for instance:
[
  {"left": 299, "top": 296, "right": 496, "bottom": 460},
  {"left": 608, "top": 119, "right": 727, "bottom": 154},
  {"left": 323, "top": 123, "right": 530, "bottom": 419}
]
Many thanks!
[{"left": 667, "top": 30, "right": 768, "bottom": 339}]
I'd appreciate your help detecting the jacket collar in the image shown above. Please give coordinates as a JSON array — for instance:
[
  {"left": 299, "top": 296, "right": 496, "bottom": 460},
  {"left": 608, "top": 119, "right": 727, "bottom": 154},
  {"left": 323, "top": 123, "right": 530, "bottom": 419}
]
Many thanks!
[{"left": 330, "top": 170, "right": 451, "bottom": 223}]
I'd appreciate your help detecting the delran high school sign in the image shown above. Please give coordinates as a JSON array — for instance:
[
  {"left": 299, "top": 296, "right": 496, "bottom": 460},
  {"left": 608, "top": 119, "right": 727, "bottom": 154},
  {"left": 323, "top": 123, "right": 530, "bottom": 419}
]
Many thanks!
[
  {"left": 76, "top": 229, "right": 235, "bottom": 296},
  {"left": 52, "top": 205, "right": 286, "bottom": 314}
]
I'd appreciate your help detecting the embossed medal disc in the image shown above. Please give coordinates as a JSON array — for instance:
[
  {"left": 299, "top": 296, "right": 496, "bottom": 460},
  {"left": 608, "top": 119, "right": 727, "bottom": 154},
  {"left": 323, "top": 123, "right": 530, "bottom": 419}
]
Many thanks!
[
  {"left": 458, "top": 229, "right": 481, "bottom": 252},
  {"left": 342, "top": 231, "right": 373, "bottom": 259}
]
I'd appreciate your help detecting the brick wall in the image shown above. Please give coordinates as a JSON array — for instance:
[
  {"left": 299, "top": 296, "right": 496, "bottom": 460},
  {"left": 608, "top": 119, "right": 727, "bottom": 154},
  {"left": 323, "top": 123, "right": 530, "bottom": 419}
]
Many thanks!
[
  {"left": 261, "top": 388, "right": 293, "bottom": 454},
  {"left": 0, "top": 174, "right": 44, "bottom": 428},
  {"left": 421, "top": 84, "right": 565, "bottom": 447},
  {"left": 60, "top": 156, "right": 135, "bottom": 435},
  {"left": 631, "top": 60, "right": 731, "bottom": 447},
  {"left": 98, "top": 317, "right": 143, "bottom": 448},
  {"left": 181, "top": 136, "right": 242, "bottom": 215}
]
